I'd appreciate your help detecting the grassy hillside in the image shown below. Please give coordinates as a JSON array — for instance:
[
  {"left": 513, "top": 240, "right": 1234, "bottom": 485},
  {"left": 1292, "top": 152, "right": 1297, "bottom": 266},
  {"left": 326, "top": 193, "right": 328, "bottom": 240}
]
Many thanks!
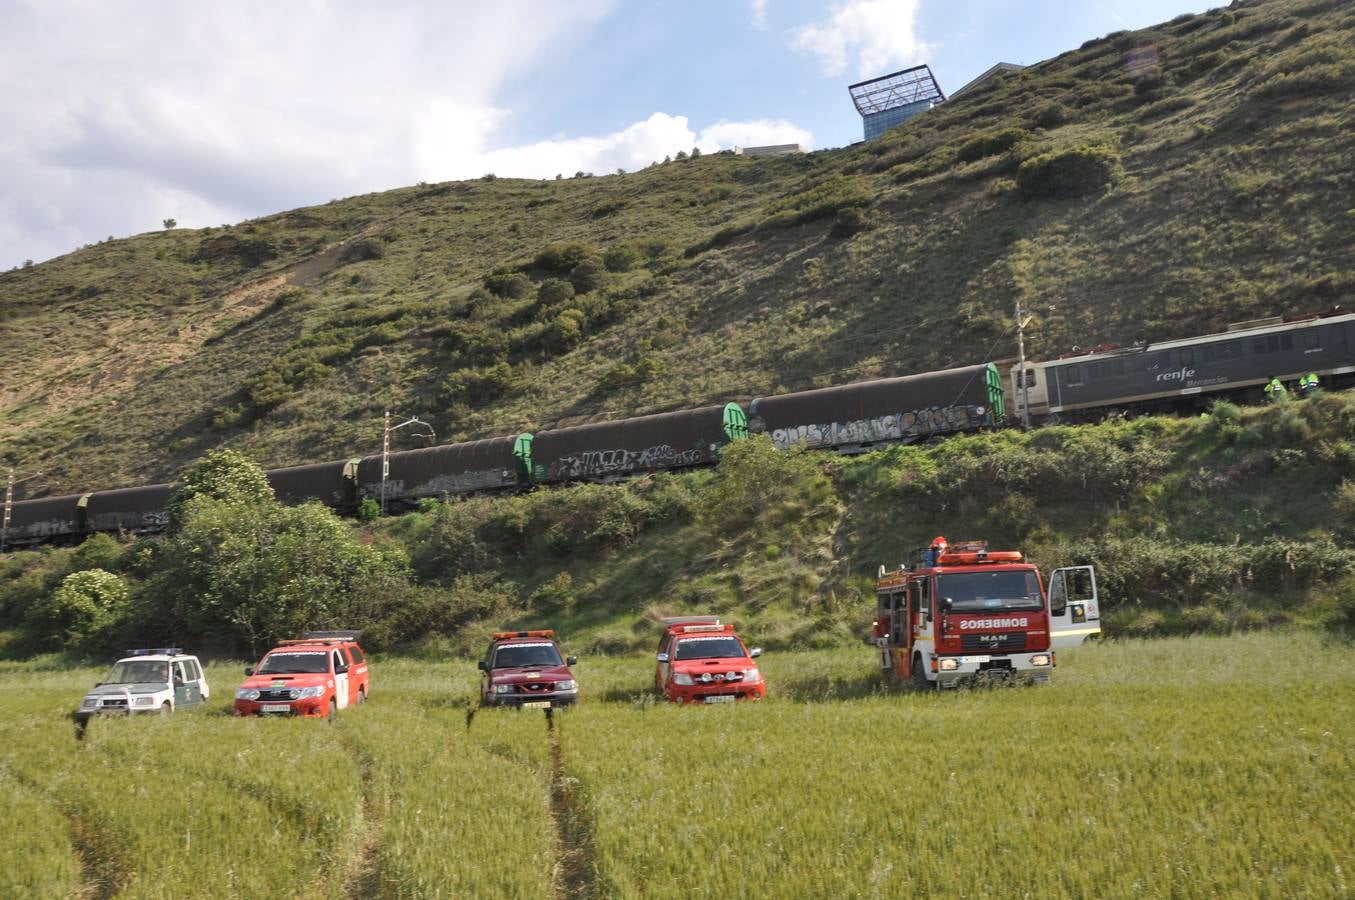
[{"left": 2, "top": 0, "right": 1353, "bottom": 493}]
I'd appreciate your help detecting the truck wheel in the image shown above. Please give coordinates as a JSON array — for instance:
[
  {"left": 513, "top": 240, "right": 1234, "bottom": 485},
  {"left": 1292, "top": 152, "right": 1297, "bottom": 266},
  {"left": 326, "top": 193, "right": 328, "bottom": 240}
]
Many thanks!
[
  {"left": 327, "top": 699, "right": 337, "bottom": 720},
  {"left": 160, "top": 701, "right": 172, "bottom": 716},
  {"left": 356, "top": 687, "right": 366, "bottom": 705},
  {"left": 911, "top": 654, "right": 931, "bottom": 692}
]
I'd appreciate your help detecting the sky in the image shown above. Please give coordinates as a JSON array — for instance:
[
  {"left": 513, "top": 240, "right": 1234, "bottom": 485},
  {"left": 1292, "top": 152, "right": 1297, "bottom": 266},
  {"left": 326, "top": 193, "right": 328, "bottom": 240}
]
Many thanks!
[{"left": 0, "top": 0, "right": 1221, "bottom": 271}]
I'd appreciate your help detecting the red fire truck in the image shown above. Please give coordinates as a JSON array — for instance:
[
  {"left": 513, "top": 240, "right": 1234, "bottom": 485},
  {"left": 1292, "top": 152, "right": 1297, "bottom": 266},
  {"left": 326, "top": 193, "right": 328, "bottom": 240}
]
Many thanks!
[{"left": 873, "top": 538, "right": 1099, "bottom": 689}]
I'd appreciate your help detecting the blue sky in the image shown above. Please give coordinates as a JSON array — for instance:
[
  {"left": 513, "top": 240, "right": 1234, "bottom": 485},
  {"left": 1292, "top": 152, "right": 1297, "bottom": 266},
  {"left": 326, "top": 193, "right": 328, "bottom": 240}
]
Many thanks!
[{"left": 0, "top": 0, "right": 1219, "bottom": 271}]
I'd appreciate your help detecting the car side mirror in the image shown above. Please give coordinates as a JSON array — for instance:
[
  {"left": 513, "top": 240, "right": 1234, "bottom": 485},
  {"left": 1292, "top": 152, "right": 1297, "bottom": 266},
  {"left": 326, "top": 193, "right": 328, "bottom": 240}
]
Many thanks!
[
  {"left": 244, "top": 667, "right": 254, "bottom": 677},
  {"left": 941, "top": 597, "right": 954, "bottom": 611},
  {"left": 477, "top": 660, "right": 487, "bottom": 671},
  {"left": 94, "top": 682, "right": 102, "bottom": 687},
  {"left": 749, "top": 648, "right": 762, "bottom": 658},
  {"left": 566, "top": 655, "right": 577, "bottom": 666},
  {"left": 656, "top": 652, "right": 669, "bottom": 663},
  {"left": 335, "top": 664, "right": 349, "bottom": 675}
]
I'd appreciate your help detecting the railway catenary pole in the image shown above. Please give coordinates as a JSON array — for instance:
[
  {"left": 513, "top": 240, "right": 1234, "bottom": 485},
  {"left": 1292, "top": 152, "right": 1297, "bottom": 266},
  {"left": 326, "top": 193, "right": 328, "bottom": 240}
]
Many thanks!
[
  {"left": 1015, "top": 300, "right": 1034, "bottom": 430},
  {"left": 380, "top": 412, "right": 436, "bottom": 516},
  {"left": 2, "top": 469, "right": 44, "bottom": 554}
]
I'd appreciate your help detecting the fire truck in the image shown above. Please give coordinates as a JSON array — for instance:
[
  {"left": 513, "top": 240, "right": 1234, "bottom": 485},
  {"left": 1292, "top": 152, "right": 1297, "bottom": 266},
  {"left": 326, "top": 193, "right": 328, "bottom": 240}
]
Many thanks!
[{"left": 873, "top": 538, "right": 1099, "bottom": 689}]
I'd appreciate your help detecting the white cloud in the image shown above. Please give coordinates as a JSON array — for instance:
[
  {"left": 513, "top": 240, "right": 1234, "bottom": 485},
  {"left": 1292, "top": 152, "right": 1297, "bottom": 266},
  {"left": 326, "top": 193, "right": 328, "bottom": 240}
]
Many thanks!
[
  {"left": 750, "top": 0, "right": 770, "bottom": 30},
  {"left": 0, "top": 0, "right": 613, "bottom": 269},
  {"left": 791, "top": 0, "right": 928, "bottom": 78},
  {"left": 0, "top": 1, "right": 822, "bottom": 270}
]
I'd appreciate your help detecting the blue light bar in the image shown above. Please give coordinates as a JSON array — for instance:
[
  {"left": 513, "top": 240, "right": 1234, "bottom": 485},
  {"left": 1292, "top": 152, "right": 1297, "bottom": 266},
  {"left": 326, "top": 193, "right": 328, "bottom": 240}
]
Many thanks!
[{"left": 125, "top": 648, "right": 182, "bottom": 657}]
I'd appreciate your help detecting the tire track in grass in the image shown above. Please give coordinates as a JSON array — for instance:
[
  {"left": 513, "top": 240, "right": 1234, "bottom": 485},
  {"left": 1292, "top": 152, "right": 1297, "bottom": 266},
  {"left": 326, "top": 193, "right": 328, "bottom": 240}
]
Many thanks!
[
  {"left": 545, "top": 710, "right": 599, "bottom": 900},
  {"left": 7, "top": 768, "right": 131, "bottom": 900},
  {"left": 338, "top": 728, "right": 388, "bottom": 900}
]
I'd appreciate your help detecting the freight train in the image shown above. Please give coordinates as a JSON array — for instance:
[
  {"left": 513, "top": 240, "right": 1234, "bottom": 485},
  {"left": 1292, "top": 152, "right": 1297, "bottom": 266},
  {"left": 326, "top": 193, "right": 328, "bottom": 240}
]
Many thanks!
[{"left": 5, "top": 309, "right": 1352, "bottom": 549}]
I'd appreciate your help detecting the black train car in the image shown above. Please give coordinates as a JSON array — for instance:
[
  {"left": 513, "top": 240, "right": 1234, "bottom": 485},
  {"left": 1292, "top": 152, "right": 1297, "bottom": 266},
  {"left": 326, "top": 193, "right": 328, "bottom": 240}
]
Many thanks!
[
  {"left": 1016, "top": 311, "right": 1355, "bottom": 420},
  {"left": 267, "top": 459, "right": 356, "bottom": 509},
  {"left": 530, "top": 403, "right": 748, "bottom": 484},
  {"left": 85, "top": 483, "right": 174, "bottom": 534},
  {"left": 355, "top": 436, "right": 525, "bottom": 507},
  {"left": 749, "top": 363, "right": 1004, "bottom": 452},
  {"left": 3, "top": 493, "right": 84, "bottom": 547}
]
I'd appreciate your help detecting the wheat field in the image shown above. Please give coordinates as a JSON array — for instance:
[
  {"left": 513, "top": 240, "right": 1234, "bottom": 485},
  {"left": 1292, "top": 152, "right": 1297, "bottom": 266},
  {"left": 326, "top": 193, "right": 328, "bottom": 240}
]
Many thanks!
[{"left": 1, "top": 632, "right": 1351, "bottom": 898}]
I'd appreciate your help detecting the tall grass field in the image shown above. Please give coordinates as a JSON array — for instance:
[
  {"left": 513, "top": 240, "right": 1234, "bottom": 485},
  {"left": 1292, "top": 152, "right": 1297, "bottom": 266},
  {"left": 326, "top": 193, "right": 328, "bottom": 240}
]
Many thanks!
[{"left": 1, "top": 631, "right": 1350, "bottom": 898}]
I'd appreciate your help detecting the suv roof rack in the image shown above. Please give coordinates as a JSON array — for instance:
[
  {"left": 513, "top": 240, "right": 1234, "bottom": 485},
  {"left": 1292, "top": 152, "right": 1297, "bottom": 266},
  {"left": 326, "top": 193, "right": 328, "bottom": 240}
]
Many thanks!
[{"left": 300, "top": 630, "right": 363, "bottom": 641}]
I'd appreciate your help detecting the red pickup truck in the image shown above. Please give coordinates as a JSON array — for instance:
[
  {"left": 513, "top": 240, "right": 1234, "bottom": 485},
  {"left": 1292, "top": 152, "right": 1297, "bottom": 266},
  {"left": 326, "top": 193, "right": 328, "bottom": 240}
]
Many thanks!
[{"left": 234, "top": 631, "right": 370, "bottom": 719}]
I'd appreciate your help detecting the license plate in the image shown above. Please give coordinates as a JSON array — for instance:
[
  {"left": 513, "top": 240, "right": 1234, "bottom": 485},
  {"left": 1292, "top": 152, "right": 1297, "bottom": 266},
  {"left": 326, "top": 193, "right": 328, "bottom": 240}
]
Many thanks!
[
  {"left": 260, "top": 703, "right": 291, "bottom": 713},
  {"left": 962, "top": 655, "right": 991, "bottom": 664},
  {"left": 521, "top": 700, "right": 551, "bottom": 709},
  {"left": 703, "top": 695, "right": 735, "bottom": 704}
]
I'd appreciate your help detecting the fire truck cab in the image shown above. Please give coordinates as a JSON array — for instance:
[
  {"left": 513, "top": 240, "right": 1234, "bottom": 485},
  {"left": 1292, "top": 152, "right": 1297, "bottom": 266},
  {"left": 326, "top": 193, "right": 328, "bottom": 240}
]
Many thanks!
[{"left": 873, "top": 539, "right": 1099, "bottom": 689}]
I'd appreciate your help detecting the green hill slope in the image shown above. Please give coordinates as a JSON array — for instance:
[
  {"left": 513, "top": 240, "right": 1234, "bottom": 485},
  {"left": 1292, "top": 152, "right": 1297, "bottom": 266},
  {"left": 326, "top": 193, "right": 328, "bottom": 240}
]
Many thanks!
[{"left": 2, "top": 0, "right": 1353, "bottom": 493}]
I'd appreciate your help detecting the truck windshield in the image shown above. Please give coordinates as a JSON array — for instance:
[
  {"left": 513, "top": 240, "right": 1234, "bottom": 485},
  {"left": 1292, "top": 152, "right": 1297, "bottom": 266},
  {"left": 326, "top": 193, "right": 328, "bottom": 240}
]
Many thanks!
[
  {"left": 674, "top": 637, "right": 747, "bottom": 660},
  {"left": 103, "top": 660, "right": 169, "bottom": 684},
  {"left": 494, "top": 643, "right": 563, "bottom": 668},
  {"left": 257, "top": 652, "right": 329, "bottom": 674},
  {"left": 937, "top": 571, "right": 1043, "bottom": 612}
]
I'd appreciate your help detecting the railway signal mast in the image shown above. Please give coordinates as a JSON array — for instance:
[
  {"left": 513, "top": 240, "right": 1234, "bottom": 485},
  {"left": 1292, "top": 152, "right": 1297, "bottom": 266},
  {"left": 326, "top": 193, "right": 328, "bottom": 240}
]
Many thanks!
[{"left": 2, "top": 469, "right": 44, "bottom": 553}]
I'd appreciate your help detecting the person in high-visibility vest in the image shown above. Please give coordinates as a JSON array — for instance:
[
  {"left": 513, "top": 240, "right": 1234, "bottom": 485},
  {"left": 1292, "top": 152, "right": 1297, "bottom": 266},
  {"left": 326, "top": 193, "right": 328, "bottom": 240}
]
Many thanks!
[
  {"left": 1298, "top": 372, "right": 1320, "bottom": 397},
  {"left": 1264, "top": 376, "right": 1288, "bottom": 402}
]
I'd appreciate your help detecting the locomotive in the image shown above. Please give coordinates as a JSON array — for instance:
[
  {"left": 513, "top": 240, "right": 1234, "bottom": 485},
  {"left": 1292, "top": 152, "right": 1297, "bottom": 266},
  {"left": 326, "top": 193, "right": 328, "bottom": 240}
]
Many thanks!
[{"left": 5, "top": 308, "right": 1352, "bottom": 549}]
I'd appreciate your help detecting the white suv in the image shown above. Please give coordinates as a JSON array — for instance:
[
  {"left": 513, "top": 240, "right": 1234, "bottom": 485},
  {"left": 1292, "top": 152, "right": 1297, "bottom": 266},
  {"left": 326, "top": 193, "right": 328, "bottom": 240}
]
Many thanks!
[{"left": 76, "top": 649, "right": 210, "bottom": 724}]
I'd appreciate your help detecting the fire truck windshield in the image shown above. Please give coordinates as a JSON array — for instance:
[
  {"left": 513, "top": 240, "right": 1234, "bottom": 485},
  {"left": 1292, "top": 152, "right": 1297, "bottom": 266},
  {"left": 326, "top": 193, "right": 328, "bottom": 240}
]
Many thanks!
[{"left": 937, "top": 571, "right": 1043, "bottom": 612}]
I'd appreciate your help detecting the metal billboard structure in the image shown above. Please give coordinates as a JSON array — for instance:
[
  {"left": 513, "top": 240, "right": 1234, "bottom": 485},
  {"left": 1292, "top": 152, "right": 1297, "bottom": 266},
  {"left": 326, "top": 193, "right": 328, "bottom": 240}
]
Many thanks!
[{"left": 849, "top": 64, "right": 946, "bottom": 140}]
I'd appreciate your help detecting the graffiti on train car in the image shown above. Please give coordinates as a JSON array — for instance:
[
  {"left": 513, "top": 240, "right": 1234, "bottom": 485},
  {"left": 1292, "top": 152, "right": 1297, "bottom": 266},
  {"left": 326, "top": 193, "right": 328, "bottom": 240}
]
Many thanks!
[
  {"left": 769, "top": 406, "right": 983, "bottom": 449},
  {"left": 545, "top": 444, "right": 707, "bottom": 480},
  {"left": 371, "top": 469, "right": 516, "bottom": 500}
]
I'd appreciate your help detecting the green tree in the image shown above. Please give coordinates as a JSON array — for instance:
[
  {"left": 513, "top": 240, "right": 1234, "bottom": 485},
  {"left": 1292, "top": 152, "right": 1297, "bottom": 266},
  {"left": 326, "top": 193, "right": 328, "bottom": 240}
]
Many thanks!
[
  {"left": 167, "top": 449, "right": 275, "bottom": 532},
  {"left": 146, "top": 498, "right": 408, "bottom": 655},
  {"left": 162, "top": 218, "right": 177, "bottom": 229},
  {"left": 27, "top": 569, "right": 129, "bottom": 650}
]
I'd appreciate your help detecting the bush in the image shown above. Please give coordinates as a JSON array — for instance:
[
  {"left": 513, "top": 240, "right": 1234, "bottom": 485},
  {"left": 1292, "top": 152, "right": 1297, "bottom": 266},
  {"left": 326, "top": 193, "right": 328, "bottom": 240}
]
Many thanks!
[
  {"left": 26, "top": 569, "right": 129, "bottom": 650},
  {"left": 603, "top": 244, "right": 646, "bottom": 273},
  {"left": 1016, "top": 145, "right": 1121, "bottom": 200},
  {"left": 956, "top": 128, "right": 1031, "bottom": 163},
  {"left": 1029, "top": 102, "right": 1069, "bottom": 129},
  {"left": 829, "top": 207, "right": 869, "bottom": 239},
  {"left": 485, "top": 271, "right": 531, "bottom": 299},
  {"left": 537, "top": 278, "right": 576, "bottom": 308},
  {"left": 569, "top": 258, "right": 607, "bottom": 294},
  {"left": 534, "top": 242, "right": 595, "bottom": 274}
]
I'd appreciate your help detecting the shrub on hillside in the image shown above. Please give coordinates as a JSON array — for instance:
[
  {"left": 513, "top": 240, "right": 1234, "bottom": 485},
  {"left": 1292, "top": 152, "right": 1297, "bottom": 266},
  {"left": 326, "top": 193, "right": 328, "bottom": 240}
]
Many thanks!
[
  {"left": 956, "top": 128, "right": 1031, "bottom": 163},
  {"left": 484, "top": 270, "right": 531, "bottom": 299},
  {"left": 1016, "top": 145, "right": 1122, "bottom": 199},
  {"left": 703, "top": 435, "right": 835, "bottom": 534},
  {"left": 536, "top": 277, "right": 575, "bottom": 308},
  {"left": 569, "top": 258, "right": 607, "bottom": 294},
  {"left": 603, "top": 244, "right": 646, "bottom": 273},
  {"left": 534, "top": 242, "right": 596, "bottom": 274},
  {"left": 829, "top": 207, "right": 869, "bottom": 239}
]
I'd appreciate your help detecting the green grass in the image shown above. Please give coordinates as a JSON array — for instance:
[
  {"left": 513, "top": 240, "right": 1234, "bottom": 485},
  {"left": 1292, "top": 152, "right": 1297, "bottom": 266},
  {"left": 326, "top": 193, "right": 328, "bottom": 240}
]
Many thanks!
[{"left": 0, "top": 632, "right": 1351, "bottom": 897}]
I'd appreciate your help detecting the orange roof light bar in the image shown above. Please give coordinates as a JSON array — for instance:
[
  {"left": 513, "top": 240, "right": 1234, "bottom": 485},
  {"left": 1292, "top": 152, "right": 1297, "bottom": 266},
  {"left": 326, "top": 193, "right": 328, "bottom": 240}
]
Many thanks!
[{"left": 492, "top": 630, "right": 556, "bottom": 640}]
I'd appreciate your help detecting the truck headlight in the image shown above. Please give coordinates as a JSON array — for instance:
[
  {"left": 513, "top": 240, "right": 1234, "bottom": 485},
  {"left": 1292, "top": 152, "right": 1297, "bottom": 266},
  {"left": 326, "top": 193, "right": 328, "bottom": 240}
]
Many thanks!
[
  {"left": 297, "top": 685, "right": 326, "bottom": 698},
  {"left": 236, "top": 688, "right": 260, "bottom": 701},
  {"left": 1030, "top": 654, "right": 1051, "bottom": 667},
  {"left": 81, "top": 697, "right": 97, "bottom": 709},
  {"left": 938, "top": 658, "right": 960, "bottom": 671},
  {"left": 493, "top": 684, "right": 515, "bottom": 694},
  {"left": 134, "top": 696, "right": 155, "bottom": 707},
  {"left": 673, "top": 672, "right": 694, "bottom": 686},
  {"left": 555, "top": 680, "right": 576, "bottom": 692},
  {"left": 743, "top": 668, "right": 760, "bottom": 682}
]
